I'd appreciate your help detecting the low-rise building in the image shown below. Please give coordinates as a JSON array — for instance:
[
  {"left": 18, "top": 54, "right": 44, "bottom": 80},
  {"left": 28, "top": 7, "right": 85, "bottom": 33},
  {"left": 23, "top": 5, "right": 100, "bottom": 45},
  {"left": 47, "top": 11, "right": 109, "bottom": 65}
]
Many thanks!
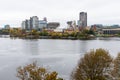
[
  {"left": 47, "top": 22, "right": 60, "bottom": 29},
  {"left": 102, "top": 28, "right": 120, "bottom": 34},
  {"left": 39, "top": 20, "right": 47, "bottom": 30}
]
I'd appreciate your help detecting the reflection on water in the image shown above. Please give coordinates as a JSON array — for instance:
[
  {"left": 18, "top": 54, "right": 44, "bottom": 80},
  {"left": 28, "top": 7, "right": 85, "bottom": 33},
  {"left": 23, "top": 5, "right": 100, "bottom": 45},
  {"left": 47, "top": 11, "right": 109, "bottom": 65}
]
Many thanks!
[
  {"left": 22, "top": 39, "right": 39, "bottom": 55},
  {"left": 0, "top": 38, "right": 120, "bottom": 80},
  {"left": 79, "top": 40, "right": 88, "bottom": 54},
  {"left": 0, "top": 35, "right": 10, "bottom": 38},
  {"left": 97, "top": 37, "right": 120, "bottom": 41}
]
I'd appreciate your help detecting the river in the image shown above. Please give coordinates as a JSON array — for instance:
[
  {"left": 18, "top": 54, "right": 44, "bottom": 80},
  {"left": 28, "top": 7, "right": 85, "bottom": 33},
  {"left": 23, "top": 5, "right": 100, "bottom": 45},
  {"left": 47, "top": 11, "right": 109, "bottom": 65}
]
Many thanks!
[{"left": 0, "top": 37, "right": 120, "bottom": 80}]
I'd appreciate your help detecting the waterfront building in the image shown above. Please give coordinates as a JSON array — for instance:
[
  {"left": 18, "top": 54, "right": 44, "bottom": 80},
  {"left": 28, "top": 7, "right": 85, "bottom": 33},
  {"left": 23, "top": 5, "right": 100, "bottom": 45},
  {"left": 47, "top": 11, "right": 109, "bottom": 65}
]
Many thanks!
[
  {"left": 43, "top": 17, "right": 47, "bottom": 22},
  {"left": 111, "top": 25, "right": 120, "bottom": 28},
  {"left": 91, "top": 24, "right": 103, "bottom": 32},
  {"left": 21, "top": 21, "right": 26, "bottom": 29},
  {"left": 22, "top": 16, "right": 39, "bottom": 30},
  {"left": 39, "top": 19, "right": 47, "bottom": 30},
  {"left": 102, "top": 28, "right": 120, "bottom": 34},
  {"left": 54, "top": 28, "right": 64, "bottom": 33},
  {"left": 79, "top": 12, "right": 87, "bottom": 29},
  {"left": 67, "top": 21, "right": 77, "bottom": 30},
  {"left": 25, "top": 20, "right": 30, "bottom": 30},
  {"left": 47, "top": 22, "right": 60, "bottom": 29},
  {"left": 67, "top": 21, "right": 73, "bottom": 29},
  {"left": 4, "top": 24, "right": 10, "bottom": 29},
  {"left": 77, "top": 20, "right": 81, "bottom": 27},
  {"left": 72, "top": 21, "right": 77, "bottom": 30},
  {"left": 30, "top": 16, "right": 39, "bottom": 30},
  {"left": 28, "top": 20, "right": 31, "bottom": 30},
  {"left": 27, "top": 20, "right": 30, "bottom": 30},
  {"left": 22, "top": 20, "right": 30, "bottom": 30}
]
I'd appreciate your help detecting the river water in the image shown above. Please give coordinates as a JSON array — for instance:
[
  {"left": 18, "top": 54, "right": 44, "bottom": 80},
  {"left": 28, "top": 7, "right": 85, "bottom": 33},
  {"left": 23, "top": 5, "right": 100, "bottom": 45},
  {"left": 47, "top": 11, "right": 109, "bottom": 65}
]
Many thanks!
[{"left": 0, "top": 37, "right": 120, "bottom": 80}]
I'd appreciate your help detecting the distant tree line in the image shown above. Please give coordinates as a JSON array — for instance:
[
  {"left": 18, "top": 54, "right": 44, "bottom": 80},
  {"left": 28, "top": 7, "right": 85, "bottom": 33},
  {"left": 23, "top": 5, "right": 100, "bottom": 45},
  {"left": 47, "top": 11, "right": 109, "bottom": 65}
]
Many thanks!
[
  {"left": 9, "top": 29, "right": 96, "bottom": 39},
  {"left": 0, "top": 29, "right": 10, "bottom": 35}
]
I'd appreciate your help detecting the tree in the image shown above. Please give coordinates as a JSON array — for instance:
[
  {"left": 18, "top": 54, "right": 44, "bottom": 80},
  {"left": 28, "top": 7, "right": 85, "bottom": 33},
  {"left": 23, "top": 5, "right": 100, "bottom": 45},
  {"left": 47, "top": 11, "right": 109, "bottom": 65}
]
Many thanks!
[
  {"left": 17, "top": 62, "right": 63, "bottom": 80},
  {"left": 112, "top": 53, "right": 120, "bottom": 80},
  {"left": 88, "top": 30, "right": 95, "bottom": 35},
  {"left": 71, "top": 48, "right": 113, "bottom": 80}
]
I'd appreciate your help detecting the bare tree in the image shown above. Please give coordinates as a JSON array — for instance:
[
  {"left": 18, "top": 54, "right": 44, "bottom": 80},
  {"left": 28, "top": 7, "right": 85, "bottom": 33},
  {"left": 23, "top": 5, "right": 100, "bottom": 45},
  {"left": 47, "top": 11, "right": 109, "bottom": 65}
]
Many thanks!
[{"left": 71, "top": 48, "right": 113, "bottom": 80}]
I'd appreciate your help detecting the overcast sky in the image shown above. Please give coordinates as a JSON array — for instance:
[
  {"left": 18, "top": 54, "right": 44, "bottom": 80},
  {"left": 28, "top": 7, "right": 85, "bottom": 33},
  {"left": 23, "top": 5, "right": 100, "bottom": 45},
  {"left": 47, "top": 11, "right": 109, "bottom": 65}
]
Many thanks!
[{"left": 0, "top": 0, "right": 120, "bottom": 27}]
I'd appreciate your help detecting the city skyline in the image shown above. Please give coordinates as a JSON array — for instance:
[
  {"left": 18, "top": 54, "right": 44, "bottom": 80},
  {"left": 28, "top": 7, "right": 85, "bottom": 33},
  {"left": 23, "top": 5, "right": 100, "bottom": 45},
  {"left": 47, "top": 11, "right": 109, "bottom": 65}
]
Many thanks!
[{"left": 0, "top": 0, "right": 120, "bottom": 27}]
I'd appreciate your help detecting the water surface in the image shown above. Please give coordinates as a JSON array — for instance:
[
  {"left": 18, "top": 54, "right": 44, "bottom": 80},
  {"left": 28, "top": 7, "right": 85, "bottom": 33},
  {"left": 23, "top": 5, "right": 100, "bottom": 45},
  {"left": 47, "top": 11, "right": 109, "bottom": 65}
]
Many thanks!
[{"left": 0, "top": 37, "right": 120, "bottom": 80}]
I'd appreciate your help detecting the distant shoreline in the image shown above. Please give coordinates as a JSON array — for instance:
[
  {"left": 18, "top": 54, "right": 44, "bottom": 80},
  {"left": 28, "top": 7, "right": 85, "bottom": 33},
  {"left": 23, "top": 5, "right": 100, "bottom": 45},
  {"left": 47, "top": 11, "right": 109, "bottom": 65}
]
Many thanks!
[{"left": 1, "top": 34, "right": 120, "bottom": 40}]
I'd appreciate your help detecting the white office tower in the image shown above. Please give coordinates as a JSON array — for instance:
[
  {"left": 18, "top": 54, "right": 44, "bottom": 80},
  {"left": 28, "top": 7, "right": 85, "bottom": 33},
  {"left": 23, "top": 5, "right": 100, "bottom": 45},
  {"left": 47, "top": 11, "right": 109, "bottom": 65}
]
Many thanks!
[
  {"left": 31, "top": 16, "right": 39, "bottom": 30},
  {"left": 21, "top": 21, "right": 26, "bottom": 29}
]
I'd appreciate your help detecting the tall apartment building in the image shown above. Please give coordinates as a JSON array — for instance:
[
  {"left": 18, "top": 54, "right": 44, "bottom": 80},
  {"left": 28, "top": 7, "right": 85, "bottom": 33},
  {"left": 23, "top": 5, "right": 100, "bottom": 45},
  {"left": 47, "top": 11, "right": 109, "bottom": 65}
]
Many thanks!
[
  {"left": 78, "top": 12, "right": 87, "bottom": 28},
  {"left": 22, "top": 16, "right": 39, "bottom": 30},
  {"left": 4, "top": 24, "right": 10, "bottom": 29},
  {"left": 21, "top": 21, "right": 26, "bottom": 29},
  {"left": 22, "top": 19, "right": 31, "bottom": 30},
  {"left": 30, "top": 16, "right": 39, "bottom": 30},
  {"left": 21, "top": 20, "right": 30, "bottom": 30}
]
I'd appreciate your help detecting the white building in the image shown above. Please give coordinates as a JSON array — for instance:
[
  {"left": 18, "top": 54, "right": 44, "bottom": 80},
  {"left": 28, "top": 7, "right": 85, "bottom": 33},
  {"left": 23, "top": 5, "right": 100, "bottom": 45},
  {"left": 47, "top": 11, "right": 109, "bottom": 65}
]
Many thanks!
[
  {"left": 27, "top": 20, "right": 30, "bottom": 30},
  {"left": 4, "top": 24, "right": 10, "bottom": 29},
  {"left": 39, "top": 20, "right": 47, "bottom": 29},
  {"left": 31, "top": 16, "right": 39, "bottom": 30},
  {"left": 47, "top": 22, "right": 60, "bottom": 29},
  {"left": 21, "top": 21, "right": 26, "bottom": 29},
  {"left": 22, "top": 16, "right": 39, "bottom": 30}
]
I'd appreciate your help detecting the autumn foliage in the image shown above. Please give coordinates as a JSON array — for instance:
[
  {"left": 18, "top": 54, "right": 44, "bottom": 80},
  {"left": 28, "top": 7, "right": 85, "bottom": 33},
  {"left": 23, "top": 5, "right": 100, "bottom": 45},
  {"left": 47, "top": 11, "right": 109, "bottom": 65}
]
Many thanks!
[
  {"left": 112, "top": 53, "right": 120, "bottom": 80},
  {"left": 71, "top": 48, "right": 113, "bottom": 80},
  {"left": 17, "top": 62, "right": 63, "bottom": 80}
]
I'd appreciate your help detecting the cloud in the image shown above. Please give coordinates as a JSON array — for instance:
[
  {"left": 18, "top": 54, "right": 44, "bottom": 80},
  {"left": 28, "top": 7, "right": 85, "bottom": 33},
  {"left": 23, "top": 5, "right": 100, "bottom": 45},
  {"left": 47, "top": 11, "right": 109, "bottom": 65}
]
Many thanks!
[{"left": 0, "top": 0, "right": 120, "bottom": 27}]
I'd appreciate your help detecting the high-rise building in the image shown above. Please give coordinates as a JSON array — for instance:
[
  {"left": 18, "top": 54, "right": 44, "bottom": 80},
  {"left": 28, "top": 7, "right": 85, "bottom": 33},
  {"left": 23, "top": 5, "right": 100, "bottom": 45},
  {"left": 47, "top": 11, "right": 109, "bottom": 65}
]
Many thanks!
[
  {"left": 79, "top": 12, "right": 87, "bottom": 28},
  {"left": 21, "top": 21, "right": 26, "bottom": 29},
  {"left": 30, "top": 17, "right": 33, "bottom": 30},
  {"left": 22, "top": 20, "right": 30, "bottom": 30},
  {"left": 28, "top": 20, "right": 30, "bottom": 30},
  {"left": 30, "top": 16, "right": 39, "bottom": 30},
  {"left": 4, "top": 24, "right": 10, "bottom": 29},
  {"left": 22, "top": 16, "right": 39, "bottom": 30},
  {"left": 25, "top": 20, "right": 31, "bottom": 30}
]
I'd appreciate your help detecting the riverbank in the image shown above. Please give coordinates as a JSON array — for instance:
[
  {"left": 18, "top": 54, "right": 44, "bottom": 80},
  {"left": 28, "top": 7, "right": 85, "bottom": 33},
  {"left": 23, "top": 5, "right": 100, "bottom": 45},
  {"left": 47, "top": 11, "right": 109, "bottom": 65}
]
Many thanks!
[
  {"left": 2, "top": 34, "right": 120, "bottom": 40},
  {"left": 10, "top": 35, "right": 96, "bottom": 40}
]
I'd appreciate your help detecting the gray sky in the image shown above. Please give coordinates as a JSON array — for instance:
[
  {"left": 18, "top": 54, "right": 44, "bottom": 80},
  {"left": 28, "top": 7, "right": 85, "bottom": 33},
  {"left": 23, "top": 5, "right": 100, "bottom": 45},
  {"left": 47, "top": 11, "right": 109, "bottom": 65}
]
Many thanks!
[{"left": 0, "top": 0, "right": 120, "bottom": 27}]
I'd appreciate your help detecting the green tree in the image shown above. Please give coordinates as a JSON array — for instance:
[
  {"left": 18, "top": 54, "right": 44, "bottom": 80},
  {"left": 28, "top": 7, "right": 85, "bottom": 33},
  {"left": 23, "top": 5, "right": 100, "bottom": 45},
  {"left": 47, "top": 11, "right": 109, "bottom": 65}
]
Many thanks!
[
  {"left": 71, "top": 48, "right": 113, "bottom": 80},
  {"left": 88, "top": 30, "right": 95, "bottom": 35},
  {"left": 17, "top": 62, "right": 63, "bottom": 80}
]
